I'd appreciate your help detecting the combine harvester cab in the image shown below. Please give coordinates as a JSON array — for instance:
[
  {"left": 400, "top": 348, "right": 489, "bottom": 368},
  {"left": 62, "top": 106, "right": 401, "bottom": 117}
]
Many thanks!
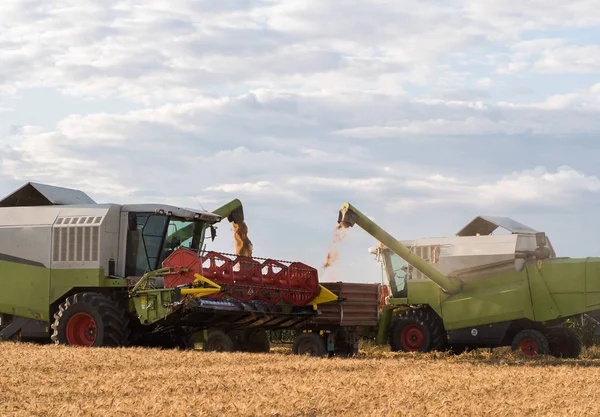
[
  {"left": 338, "top": 202, "right": 599, "bottom": 358},
  {"left": 0, "top": 182, "right": 338, "bottom": 352}
]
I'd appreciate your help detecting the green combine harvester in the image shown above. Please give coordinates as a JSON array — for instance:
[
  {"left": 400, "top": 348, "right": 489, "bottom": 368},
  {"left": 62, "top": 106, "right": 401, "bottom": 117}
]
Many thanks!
[
  {"left": 338, "top": 202, "right": 600, "bottom": 358},
  {"left": 0, "top": 182, "right": 337, "bottom": 350}
]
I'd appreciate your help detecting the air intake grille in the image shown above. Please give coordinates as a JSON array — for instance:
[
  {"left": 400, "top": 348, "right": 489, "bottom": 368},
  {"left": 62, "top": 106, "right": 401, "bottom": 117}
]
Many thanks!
[{"left": 53, "top": 216, "right": 102, "bottom": 263}]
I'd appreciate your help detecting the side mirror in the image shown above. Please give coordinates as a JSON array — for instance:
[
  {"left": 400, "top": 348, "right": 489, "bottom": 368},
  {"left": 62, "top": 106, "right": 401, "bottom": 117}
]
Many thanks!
[
  {"left": 210, "top": 226, "right": 217, "bottom": 242},
  {"left": 535, "top": 232, "right": 547, "bottom": 247}
]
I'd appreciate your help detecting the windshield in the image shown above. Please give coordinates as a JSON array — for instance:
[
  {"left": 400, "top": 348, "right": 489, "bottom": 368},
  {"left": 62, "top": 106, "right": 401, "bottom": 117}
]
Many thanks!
[
  {"left": 383, "top": 250, "right": 409, "bottom": 297},
  {"left": 125, "top": 214, "right": 207, "bottom": 276}
]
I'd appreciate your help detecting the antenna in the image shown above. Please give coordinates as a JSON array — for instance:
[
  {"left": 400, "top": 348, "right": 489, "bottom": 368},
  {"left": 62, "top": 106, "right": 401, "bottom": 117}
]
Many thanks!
[{"left": 193, "top": 196, "right": 207, "bottom": 212}]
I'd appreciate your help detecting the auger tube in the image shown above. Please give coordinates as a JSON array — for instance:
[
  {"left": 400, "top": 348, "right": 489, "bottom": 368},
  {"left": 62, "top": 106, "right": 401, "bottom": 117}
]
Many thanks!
[
  {"left": 337, "top": 202, "right": 463, "bottom": 295},
  {"left": 212, "top": 199, "right": 244, "bottom": 224}
]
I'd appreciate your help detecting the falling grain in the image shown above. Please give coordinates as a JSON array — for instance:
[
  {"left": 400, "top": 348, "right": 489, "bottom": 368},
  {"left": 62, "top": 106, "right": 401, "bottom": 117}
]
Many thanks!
[
  {"left": 323, "top": 224, "right": 347, "bottom": 268},
  {"left": 233, "top": 221, "right": 253, "bottom": 257}
]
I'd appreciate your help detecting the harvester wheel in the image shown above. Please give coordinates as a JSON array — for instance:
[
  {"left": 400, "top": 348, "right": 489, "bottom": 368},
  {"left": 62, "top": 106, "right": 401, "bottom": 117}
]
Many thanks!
[
  {"left": 241, "top": 329, "right": 271, "bottom": 353},
  {"left": 389, "top": 308, "right": 446, "bottom": 352},
  {"left": 511, "top": 329, "right": 549, "bottom": 357},
  {"left": 204, "top": 330, "right": 235, "bottom": 352},
  {"left": 292, "top": 332, "right": 327, "bottom": 357},
  {"left": 51, "top": 292, "right": 128, "bottom": 347},
  {"left": 548, "top": 327, "right": 582, "bottom": 359}
]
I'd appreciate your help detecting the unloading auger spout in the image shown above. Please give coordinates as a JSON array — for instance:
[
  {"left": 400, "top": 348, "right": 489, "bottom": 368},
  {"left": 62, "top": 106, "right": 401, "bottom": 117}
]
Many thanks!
[
  {"left": 212, "top": 198, "right": 253, "bottom": 257},
  {"left": 337, "top": 202, "right": 463, "bottom": 295},
  {"left": 212, "top": 198, "right": 245, "bottom": 224}
]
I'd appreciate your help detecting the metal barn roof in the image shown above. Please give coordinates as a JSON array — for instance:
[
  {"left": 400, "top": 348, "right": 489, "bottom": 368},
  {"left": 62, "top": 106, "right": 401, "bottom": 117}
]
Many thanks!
[{"left": 0, "top": 182, "right": 96, "bottom": 207}]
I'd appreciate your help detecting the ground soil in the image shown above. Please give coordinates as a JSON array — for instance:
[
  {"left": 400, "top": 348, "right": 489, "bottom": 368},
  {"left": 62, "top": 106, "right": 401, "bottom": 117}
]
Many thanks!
[{"left": 2, "top": 342, "right": 600, "bottom": 416}]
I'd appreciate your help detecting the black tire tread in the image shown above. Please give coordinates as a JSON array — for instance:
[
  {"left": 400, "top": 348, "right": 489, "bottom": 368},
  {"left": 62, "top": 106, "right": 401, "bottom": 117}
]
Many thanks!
[
  {"left": 547, "top": 327, "right": 582, "bottom": 358},
  {"left": 204, "top": 330, "right": 235, "bottom": 352},
  {"left": 50, "top": 292, "right": 129, "bottom": 347},
  {"left": 511, "top": 329, "right": 550, "bottom": 356},
  {"left": 292, "top": 332, "right": 327, "bottom": 356},
  {"left": 242, "top": 329, "right": 271, "bottom": 353},
  {"left": 388, "top": 307, "right": 447, "bottom": 352}
]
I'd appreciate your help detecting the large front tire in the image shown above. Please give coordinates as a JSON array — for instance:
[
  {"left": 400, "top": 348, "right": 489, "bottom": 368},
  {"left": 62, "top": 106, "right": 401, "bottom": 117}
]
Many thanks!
[
  {"left": 389, "top": 308, "right": 447, "bottom": 352},
  {"left": 51, "top": 292, "right": 129, "bottom": 347}
]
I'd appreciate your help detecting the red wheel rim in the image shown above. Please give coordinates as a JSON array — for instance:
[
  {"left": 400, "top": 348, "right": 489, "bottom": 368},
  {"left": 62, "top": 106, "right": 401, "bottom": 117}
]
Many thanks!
[
  {"left": 519, "top": 339, "right": 539, "bottom": 356},
  {"left": 65, "top": 312, "right": 97, "bottom": 346},
  {"left": 400, "top": 324, "right": 425, "bottom": 351}
]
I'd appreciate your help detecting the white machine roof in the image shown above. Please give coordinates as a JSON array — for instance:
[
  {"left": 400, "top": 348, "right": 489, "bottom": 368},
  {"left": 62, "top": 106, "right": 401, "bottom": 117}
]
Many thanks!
[
  {"left": 368, "top": 215, "right": 546, "bottom": 255},
  {"left": 456, "top": 216, "right": 539, "bottom": 237},
  {"left": 0, "top": 183, "right": 222, "bottom": 223},
  {"left": 120, "top": 204, "right": 221, "bottom": 222}
]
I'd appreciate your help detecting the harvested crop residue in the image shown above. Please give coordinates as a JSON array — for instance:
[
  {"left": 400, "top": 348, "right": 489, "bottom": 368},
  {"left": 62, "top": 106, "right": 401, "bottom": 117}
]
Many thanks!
[
  {"left": 323, "top": 224, "right": 347, "bottom": 268},
  {"left": 4, "top": 343, "right": 600, "bottom": 416},
  {"left": 233, "top": 221, "right": 253, "bottom": 257}
]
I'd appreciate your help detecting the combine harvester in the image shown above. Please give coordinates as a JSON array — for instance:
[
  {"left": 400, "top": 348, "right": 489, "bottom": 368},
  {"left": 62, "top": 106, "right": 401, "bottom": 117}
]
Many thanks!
[
  {"left": 337, "top": 202, "right": 600, "bottom": 358},
  {"left": 0, "top": 182, "right": 339, "bottom": 351}
]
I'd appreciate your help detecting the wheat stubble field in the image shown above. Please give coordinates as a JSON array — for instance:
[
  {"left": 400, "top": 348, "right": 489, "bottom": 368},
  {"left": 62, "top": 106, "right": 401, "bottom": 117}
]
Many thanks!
[{"left": 2, "top": 342, "right": 600, "bottom": 416}]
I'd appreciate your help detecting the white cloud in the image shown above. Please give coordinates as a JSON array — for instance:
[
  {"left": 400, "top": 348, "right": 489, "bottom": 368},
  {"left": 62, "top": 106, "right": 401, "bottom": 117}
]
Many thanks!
[
  {"left": 476, "top": 78, "right": 494, "bottom": 87},
  {"left": 386, "top": 166, "right": 600, "bottom": 212},
  {"left": 205, "top": 180, "right": 304, "bottom": 202},
  {"left": 2, "top": 0, "right": 600, "bottom": 281},
  {"left": 3, "top": 89, "right": 600, "bottom": 206},
  {"left": 499, "top": 39, "right": 600, "bottom": 74},
  {"left": 287, "top": 176, "right": 389, "bottom": 191},
  {"left": 461, "top": 0, "right": 600, "bottom": 32},
  {"left": 331, "top": 88, "right": 600, "bottom": 138},
  {"left": 500, "top": 83, "right": 600, "bottom": 111},
  {"left": 7, "top": 0, "right": 593, "bottom": 103}
]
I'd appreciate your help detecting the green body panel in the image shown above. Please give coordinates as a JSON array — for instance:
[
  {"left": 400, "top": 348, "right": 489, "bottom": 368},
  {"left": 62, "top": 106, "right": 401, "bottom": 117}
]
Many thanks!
[
  {"left": 383, "top": 258, "right": 600, "bottom": 333},
  {"left": 132, "top": 289, "right": 177, "bottom": 325},
  {"left": 0, "top": 259, "right": 128, "bottom": 322},
  {"left": 405, "top": 282, "right": 443, "bottom": 317},
  {"left": 434, "top": 269, "right": 534, "bottom": 330},
  {"left": 50, "top": 269, "right": 128, "bottom": 305},
  {"left": 0, "top": 260, "right": 50, "bottom": 321},
  {"left": 375, "top": 305, "right": 395, "bottom": 345},
  {"left": 525, "top": 258, "right": 600, "bottom": 321},
  {"left": 585, "top": 258, "right": 600, "bottom": 309}
]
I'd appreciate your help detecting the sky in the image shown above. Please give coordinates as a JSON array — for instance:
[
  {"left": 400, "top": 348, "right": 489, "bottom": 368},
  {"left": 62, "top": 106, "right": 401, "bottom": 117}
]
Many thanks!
[{"left": 1, "top": 0, "right": 600, "bottom": 284}]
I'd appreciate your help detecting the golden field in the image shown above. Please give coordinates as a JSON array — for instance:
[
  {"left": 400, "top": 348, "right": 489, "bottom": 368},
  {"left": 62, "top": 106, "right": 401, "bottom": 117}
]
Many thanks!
[{"left": 2, "top": 341, "right": 600, "bottom": 416}]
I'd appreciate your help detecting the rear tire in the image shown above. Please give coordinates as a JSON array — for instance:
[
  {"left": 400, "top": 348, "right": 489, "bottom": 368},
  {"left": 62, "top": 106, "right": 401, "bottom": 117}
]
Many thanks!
[
  {"left": 547, "top": 327, "right": 582, "bottom": 358},
  {"left": 204, "top": 330, "right": 235, "bottom": 352},
  {"left": 51, "top": 292, "right": 128, "bottom": 347},
  {"left": 511, "top": 329, "right": 549, "bottom": 356},
  {"left": 241, "top": 329, "right": 271, "bottom": 353},
  {"left": 389, "top": 308, "right": 447, "bottom": 352},
  {"left": 292, "top": 332, "right": 327, "bottom": 357}
]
